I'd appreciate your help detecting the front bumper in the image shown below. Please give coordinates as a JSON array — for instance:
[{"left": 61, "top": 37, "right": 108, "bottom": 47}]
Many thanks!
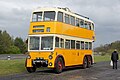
[{"left": 32, "top": 58, "right": 48, "bottom": 67}]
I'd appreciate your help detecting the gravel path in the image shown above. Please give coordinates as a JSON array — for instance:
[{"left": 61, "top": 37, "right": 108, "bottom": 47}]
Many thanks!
[{"left": 0, "top": 61, "right": 120, "bottom": 80}]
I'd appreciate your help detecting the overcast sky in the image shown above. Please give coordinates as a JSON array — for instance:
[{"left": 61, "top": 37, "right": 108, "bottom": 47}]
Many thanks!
[{"left": 0, "top": 0, "right": 120, "bottom": 47}]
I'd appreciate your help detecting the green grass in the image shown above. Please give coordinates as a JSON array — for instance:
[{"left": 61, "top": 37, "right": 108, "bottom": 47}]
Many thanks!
[
  {"left": 94, "top": 55, "right": 111, "bottom": 62},
  {"left": 0, "top": 59, "right": 26, "bottom": 76}
]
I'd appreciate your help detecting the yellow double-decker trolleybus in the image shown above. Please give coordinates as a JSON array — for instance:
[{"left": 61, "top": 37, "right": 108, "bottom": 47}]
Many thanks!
[{"left": 25, "top": 7, "right": 95, "bottom": 73}]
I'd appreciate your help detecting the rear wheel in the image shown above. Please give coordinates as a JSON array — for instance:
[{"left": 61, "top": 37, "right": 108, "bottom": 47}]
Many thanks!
[
  {"left": 82, "top": 57, "right": 87, "bottom": 69},
  {"left": 26, "top": 67, "right": 36, "bottom": 73},
  {"left": 87, "top": 56, "right": 92, "bottom": 68},
  {"left": 54, "top": 58, "right": 64, "bottom": 74}
]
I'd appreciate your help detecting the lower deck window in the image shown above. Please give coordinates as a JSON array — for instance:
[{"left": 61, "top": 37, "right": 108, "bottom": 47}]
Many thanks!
[
  {"left": 71, "top": 40, "right": 75, "bottom": 49},
  {"left": 89, "top": 42, "right": 92, "bottom": 50},
  {"left": 41, "top": 36, "right": 53, "bottom": 50},
  {"left": 29, "top": 36, "right": 53, "bottom": 51},
  {"left": 29, "top": 37, "right": 40, "bottom": 50},
  {"left": 81, "top": 41, "right": 84, "bottom": 49},
  {"left": 85, "top": 42, "right": 88, "bottom": 49},
  {"left": 55, "top": 37, "right": 59, "bottom": 47},
  {"left": 60, "top": 38, "right": 64, "bottom": 48},
  {"left": 76, "top": 41, "right": 80, "bottom": 49},
  {"left": 65, "top": 40, "right": 70, "bottom": 49}
]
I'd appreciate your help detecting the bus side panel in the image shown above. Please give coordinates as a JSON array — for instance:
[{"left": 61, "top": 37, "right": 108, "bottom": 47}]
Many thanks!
[
  {"left": 55, "top": 22, "right": 94, "bottom": 40},
  {"left": 54, "top": 48, "right": 93, "bottom": 67},
  {"left": 26, "top": 49, "right": 93, "bottom": 68},
  {"left": 76, "top": 50, "right": 92, "bottom": 65}
]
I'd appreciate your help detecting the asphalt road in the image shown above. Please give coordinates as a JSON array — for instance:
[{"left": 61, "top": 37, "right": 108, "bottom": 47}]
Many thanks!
[
  {"left": 0, "top": 61, "right": 120, "bottom": 80},
  {"left": 0, "top": 54, "right": 27, "bottom": 60}
]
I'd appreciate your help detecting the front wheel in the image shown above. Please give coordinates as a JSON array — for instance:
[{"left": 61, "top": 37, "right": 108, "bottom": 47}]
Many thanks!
[
  {"left": 26, "top": 67, "right": 36, "bottom": 73},
  {"left": 54, "top": 58, "right": 64, "bottom": 74}
]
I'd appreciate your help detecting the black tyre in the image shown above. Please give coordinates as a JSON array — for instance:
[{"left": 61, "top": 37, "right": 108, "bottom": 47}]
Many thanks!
[
  {"left": 26, "top": 67, "right": 36, "bottom": 73},
  {"left": 82, "top": 57, "right": 87, "bottom": 69},
  {"left": 54, "top": 58, "right": 64, "bottom": 74},
  {"left": 87, "top": 56, "right": 91, "bottom": 68}
]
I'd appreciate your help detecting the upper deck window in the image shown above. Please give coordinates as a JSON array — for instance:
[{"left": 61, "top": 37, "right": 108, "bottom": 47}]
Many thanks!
[
  {"left": 76, "top": 18, "right": 79, "bottom": 27},
  {"left": 88, "top": 23, "right": 92, "bottom": 30},
  {"left": 65, "top": 14, "right": 70, "bottom": 24},
  {"left": 84, "top": 22, "right": 89, "bottom": 29},
  {"left": 70, "top": 16, "right": 75, "bottom": 26},
  {"left": 92, "top": 23, "right": 94, "bottom": 30},
  {"left": 80, "top": 20, "right": 84, "bottom": 28},
  {"left": 44, "top": 11, "right": 55, "bottom": 21},
  {"left": 32, "top": 12, "right": 42, "bottom": 22},
  {"left": 57, "top": 12, "right": 63, "bottom": 22}
]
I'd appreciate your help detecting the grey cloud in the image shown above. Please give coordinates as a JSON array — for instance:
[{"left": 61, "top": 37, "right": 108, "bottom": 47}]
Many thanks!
[{"left": 0, "top": 0, "right": 120, "bottom": 47}]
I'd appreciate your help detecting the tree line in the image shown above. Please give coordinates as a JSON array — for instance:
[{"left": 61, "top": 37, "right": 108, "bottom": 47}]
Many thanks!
[
  {"left": 0, "top": 30, "right": 27, "bottom": 54},
  {"left": 94, "top": 41, "right": 120, "bottom": 55}
]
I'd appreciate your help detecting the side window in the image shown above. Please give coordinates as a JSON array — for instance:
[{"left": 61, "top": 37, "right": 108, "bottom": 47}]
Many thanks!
[
  {"left": 84, "top": 22, "right": 87, "bottom": 29},
  {"left": 85, "top": 42, "right": 88, "bottom": 50},
  {"left": 76, "top": 41, "right": 80, "bottom": 49},
  {"left": 65, "top": 39, "right": 70, "bottom": 49},
  {"left": 92, "top": 23, "right": 94, "bottom": 30},
  {"left": 76, "top": 18, "right": 79, "bottom": 27},
  {"left": 80, "top": 20, "right": 84, "bottom": 28},
  {"left": 57, "top": 12, "right": 63, "bottom": 22},
  {"left": 55, "top": 37, "right": 59, "bottom": 47},
  {"left": 70, "top": 16, "right": 75, "bottom": 26},
  {"left": 65, "top": 14, "right": 70, "bottom": 24},
  {"left": 89, "top": 42, "right": 92, "bottom": 50},
  {"left": 84, "top": 22, "right": 89, "bottom": 29},
  {"left": 81, "top": 41, "right": 84, "bottom": 50},
  {"left": 88, "top": 23, "right": 92, "bottom": 30},
  {"left": 60, "top": 38, "right": 64, "bottom": 48},
  {"left": 71, "top": 40, "right": 75, "bottom": 49}
]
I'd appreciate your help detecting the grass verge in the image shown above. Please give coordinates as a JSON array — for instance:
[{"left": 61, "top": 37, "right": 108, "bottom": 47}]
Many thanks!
[
  {"left": 0, "top": 59, "right": 25, "bottom": 76},
  {"left": 94, "top": 55, "right": 111, "bottom": 62}
]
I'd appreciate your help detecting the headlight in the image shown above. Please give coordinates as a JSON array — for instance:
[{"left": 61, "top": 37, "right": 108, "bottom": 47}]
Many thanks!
[
  {"left": 49, "top": 55, "right": 53, "bottom": 60},
  {"left": 49, "top": 62, "right": 52, "bottom": 66}
]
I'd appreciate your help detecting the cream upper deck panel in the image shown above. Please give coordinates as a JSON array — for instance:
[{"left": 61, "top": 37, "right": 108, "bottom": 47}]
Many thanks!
[{"left": 30, "top": 7, "right": 94, "bottom": 24}]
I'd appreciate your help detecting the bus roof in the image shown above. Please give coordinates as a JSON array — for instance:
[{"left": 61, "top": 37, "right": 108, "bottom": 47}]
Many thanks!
[{"left": 32, "top": 7, "right": 94, "bottom": 23}]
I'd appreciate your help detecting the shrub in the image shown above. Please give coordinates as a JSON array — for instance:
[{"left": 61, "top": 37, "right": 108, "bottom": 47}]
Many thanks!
[{"left": 7, "top": 46, "right": 21, "bottom": 54}]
